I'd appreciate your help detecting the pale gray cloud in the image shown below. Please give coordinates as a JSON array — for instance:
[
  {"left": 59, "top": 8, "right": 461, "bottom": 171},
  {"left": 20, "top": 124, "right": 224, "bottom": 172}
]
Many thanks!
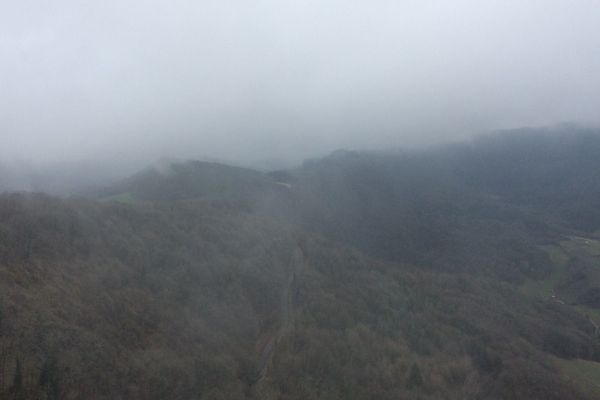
[{"left": 1, "top": 0, "right": 599, "bottom": 167}]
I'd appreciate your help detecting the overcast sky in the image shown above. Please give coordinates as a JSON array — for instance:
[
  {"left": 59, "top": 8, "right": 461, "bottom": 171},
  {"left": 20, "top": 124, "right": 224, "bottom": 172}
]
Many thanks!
[{"left": 1, "top": 0, "right": 599, "bottom": 167}]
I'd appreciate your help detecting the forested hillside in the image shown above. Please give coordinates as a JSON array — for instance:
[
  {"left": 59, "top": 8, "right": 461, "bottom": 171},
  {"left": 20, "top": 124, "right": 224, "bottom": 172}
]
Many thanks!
[{"left": 1, "top": 126, "right": 600, "bottom": 399}]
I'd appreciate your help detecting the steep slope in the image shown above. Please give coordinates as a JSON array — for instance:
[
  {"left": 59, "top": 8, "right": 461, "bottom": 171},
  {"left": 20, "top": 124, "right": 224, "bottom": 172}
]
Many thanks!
[
  {"left": 268, "top": 238, "right": 597, "bottom": 400},
  {"left": 0, "top": 193, "right": 597, "bottom": 400},
  {"left": 0, "top": 193, "right": 297, "bottom": 399},
  {"left": 277, "top": 126, "right": 600, "bottom": 276},
  {"left": 453, "top": 125, "right": 600, "bottom": 231},
  {"left": 2, "top": 126, "right": 600, "bottom": 399}
]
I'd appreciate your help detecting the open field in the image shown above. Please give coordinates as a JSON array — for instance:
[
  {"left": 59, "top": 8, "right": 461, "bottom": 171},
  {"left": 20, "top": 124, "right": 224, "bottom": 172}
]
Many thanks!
[{"left": 552, "top": 356, "right": 600, "bottom": 398}]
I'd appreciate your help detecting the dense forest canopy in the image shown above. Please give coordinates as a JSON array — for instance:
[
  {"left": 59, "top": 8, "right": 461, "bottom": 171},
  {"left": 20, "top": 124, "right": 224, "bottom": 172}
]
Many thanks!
[{"left": 1, "top": 126, "right": 600, "bottom": 399}]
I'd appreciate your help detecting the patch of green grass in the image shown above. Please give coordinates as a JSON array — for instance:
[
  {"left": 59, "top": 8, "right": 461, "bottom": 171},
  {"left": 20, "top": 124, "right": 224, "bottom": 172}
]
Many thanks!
[
  {"left": 557, "top": 237, "right": 600, "bottom": 323},
  {"left": 561, "top": 236, "right": 600, "bottom": 258},
  {"left": 521, "top": 238, "right": 600, "bottom": 300},
  {"left": 552, "top": 356, "right": 600, "bottom": 398},
  {"left": 520, "top": 239, "right": 600, "bottom": 329},
  {"left": 543, "top": 244, "right": 570, "bottom": 267},
  {"left": 573, "top": 305, "right": 600, "bottom": 323},
  {"left": 519, "top": 245, "right": 568, "bottom": 298}
]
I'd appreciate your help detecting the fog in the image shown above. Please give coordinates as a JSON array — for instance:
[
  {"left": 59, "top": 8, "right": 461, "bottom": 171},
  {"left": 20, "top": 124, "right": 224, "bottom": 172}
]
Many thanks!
[{"left": 1, "top": 0, "right": 600, "bottom": 170}]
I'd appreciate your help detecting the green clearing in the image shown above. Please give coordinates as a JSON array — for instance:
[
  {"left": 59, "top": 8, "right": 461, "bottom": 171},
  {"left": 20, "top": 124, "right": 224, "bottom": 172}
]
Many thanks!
[
  {"left": 574, "top": 304, "right": 600, "bottom": 322},
  {"left": 552, "top": 356, "right": 600, "bottom": 398},
  {"left": 561, "top": 236, "right": 600, "bottom": 258},
  {"left": 519, "top": 244, "right": 569, "bottom": 299},
  {"left": 521, "top": 237, "right": 600, "bottom": 394},
  {"left": 521, "top": 237, "right": 600, "bottom": 302}
]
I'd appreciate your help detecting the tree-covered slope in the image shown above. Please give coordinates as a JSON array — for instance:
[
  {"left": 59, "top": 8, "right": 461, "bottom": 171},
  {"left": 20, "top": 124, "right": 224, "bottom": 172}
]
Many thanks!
[
  {"left": 0, "top": 193, "right": 598, "bottom": 399},
  {"left": 1, "top": 126, "right": 600, "bottom": 399}
]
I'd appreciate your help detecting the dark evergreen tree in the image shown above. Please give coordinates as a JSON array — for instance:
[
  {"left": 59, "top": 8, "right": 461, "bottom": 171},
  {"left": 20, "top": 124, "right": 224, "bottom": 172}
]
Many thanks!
[
  {"left": 406, "top": 363, "right": 423, "bottom": 389},
  {"left": 39, "top": 355, "right": 60, "bottom": 400},
  {"left": 13, "top": 357, "right": 23, "bottom": 399}
]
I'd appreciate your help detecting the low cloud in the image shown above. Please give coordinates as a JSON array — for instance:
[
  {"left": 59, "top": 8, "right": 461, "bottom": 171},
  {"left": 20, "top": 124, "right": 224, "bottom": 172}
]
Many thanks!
[{"left": 1, "top": 0, "right": 599, "bottom": 167}]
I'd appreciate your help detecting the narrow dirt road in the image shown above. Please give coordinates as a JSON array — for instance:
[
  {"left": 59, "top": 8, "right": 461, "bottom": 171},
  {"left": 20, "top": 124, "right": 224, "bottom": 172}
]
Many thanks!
[{"left": 255, "top": 246, "right": 304, "bottom": 382}]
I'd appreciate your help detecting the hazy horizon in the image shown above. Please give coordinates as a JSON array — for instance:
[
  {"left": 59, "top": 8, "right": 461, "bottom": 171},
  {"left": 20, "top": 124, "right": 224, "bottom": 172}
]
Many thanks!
[{"left": 2, "top": 1, "right": 600, "bottom": 167}]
